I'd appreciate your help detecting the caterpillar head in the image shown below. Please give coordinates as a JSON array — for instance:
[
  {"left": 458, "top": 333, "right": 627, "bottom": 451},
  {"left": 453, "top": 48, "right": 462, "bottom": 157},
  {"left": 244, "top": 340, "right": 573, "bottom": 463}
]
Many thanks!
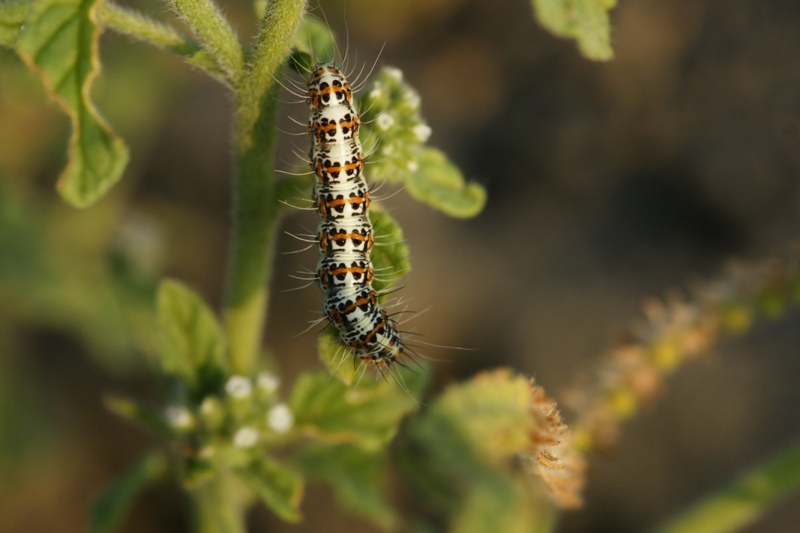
[{"left": 307, "top": 64, "right": 353, "bottom": 108}]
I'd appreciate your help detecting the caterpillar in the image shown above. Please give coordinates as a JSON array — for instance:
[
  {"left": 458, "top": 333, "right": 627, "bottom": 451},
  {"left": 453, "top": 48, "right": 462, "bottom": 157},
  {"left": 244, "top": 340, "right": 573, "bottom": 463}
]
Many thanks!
[{"left": 306, "top": 63, "right": 406, "bottom": 367}]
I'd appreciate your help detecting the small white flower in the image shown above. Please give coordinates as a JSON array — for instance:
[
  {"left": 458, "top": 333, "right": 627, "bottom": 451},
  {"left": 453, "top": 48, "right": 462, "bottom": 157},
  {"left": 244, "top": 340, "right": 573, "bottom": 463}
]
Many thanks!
[
  {"left": 256, "top": 372, "right": 280, "bottom": 394},
  {"left": 165, "top": 406, "right": 194, "bottom": 430},
  {"left": 376, "top": 113, "right": 395, "bottom": 131},
  {"left": 412, "top": 124, "right": 432, "bottom": 143},
  {"left": 384, "top": 67, "right": 403, "bottom": 82},
  {"left": 233, "top": 426, "right": 259, "bottom": 448},
  {"left": 406, "top": 160, "right": 419, "bottom": 172},
  {"left": 404, "top": 92, "right": 421, "bottom": 109},
  {"left": 225, "top": 375, "right": 252, "bottom": 399},
  {"left": 369, "top": 87, "right": 382, "bottom": 100},
  {"left": 381, "top": 144, "right": 395, "bottom": 156},
  {"left": 267, "top": 404, "right": 294, "bottom": 433}
]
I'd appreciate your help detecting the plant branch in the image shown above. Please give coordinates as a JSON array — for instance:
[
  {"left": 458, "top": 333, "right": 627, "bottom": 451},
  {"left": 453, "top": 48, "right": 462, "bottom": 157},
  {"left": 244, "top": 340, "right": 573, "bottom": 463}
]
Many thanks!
[
  {"left": 570, "top": 249, "right": 800, "bottom": 454},
  {"left": 651, "top": 440, "right": 800, "bottom": 533},
  {"left": 97, "top": 2, "right": 226, "bottom": 83},
  {"left": 239, "top": 0, "right": 307, "bottom": 142},
  {"left": 170, "top": 0, "right": 244, "bottom": 85},
  {"left": 224, "top": 0, "right": 307, "bottom": 375}
]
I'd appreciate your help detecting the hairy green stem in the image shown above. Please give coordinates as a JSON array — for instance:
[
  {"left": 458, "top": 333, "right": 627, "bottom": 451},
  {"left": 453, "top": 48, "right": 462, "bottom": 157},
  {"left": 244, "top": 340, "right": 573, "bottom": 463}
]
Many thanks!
[
  {"left": 651, "top": 440, "right": 800, "bottom": 533},
  {"left": 98, "top": 3, "right": 194, "bottom": 53},
  {"left": 97, "top": 2, "right": 226, "bottom": 82},
  {"left": 170, "top": 0, "right": 244, "bottom": 84},
  {"left": 224, "top": 0, "right": 306, "bottom": 375},
  {"left": 239, "top": 0, "right": 307, "bottom": 137}
]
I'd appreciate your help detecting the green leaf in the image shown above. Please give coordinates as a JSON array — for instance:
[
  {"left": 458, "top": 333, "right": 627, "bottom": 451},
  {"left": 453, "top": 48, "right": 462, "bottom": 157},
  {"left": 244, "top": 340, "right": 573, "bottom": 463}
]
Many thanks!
[
  {"left": 0, "top": 0, "right": 28, "bottom": 45},
  {"left": 394, "top": 369, "right": 553, "bottom": 531},
  {"left": 15, "top": 0, "right": 129, "bottom": 207},
  {"left": 297, "top": 443, "right": 398, "bottom": 531},
  {"left": 290, "top": 370, "right": 424, "bottom": 451},
  {"left": 239, "top": 457, "right": 304, "bottom": 523},
  {"left": 407, "top": 148, "right": 487, "bottom": 219},
  {"left": 290, "top": 15, "right": 336, "bottom": 74},
  {"left": 156, "top": 279, "right": 228, "bottom": 395},
  {"left": 369, "top": 209, "right": 410, "bottom": 293},
  {"left": 532, "top": 0, "right": 616, "bottom": 61},
  {"left": 90, "top": 454, "right": 167, "bottom": 533},
  {"left": 431, "top": 369, "right": 534, "bottom": 463}
]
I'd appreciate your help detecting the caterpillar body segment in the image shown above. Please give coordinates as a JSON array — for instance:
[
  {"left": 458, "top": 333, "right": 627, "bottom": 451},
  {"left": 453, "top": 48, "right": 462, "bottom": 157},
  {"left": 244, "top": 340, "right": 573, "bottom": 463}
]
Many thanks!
[{"left": 306, "top": 62, "right": 407, "bottom": 367}]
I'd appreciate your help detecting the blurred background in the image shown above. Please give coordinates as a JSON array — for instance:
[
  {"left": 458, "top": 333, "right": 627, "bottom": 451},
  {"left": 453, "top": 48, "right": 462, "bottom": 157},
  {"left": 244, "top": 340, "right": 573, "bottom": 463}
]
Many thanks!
[{"left": 1, "top": 0, "right": 800, "bottom": 531}]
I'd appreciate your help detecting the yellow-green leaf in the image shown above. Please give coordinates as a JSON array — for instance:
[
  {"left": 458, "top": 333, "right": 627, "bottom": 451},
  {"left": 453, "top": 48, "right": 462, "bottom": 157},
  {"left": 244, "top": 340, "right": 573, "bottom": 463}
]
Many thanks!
[
  {"left": 431, "top": 369, "right": 535, "bottom": 463},
  {"left": 451, "top": 481, "right": 553, "bottom": 533},
  {"left": 532, "top": 0, "right": 616, "bottom": 61},
  {"left": 394, "top": 369, "right": 553, "bottom": 530},
  {"left": 15, "top": 0, "right": 129, "bottom": 207},
  {"left": 290, "top": 370, "right": 423, "bottom": 450},
  {"left": 407, "top": 148, "right": 487, "bottom": 219}
]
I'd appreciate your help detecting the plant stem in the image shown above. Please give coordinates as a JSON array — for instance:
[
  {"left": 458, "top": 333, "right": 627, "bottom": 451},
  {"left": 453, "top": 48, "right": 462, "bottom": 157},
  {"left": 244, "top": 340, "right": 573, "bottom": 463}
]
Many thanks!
[
  {"left": 224, "top": 0, "right": 306, "bottom": 375},
  {"left": 651, "top": 440, "right": 800, "bottom": 533},
  {"left": 193, "top": 473, "right": 246, "bottom": 533}
]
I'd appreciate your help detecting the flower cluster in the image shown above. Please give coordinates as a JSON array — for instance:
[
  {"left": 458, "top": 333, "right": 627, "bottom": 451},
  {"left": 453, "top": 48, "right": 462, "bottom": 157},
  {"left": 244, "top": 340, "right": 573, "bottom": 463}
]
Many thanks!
[
  {"left": 356, "top": 66, "right": 432, "bottom": 182},
  {"left": 163, "top": 372, "right": 294, "bottom": 483}
]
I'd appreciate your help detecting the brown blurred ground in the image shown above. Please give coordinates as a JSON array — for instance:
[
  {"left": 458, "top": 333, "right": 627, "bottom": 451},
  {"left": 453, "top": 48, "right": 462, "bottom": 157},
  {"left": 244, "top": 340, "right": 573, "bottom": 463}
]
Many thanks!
[{"left": 1, "top": 0, "right": 800, "bottom": 532}]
